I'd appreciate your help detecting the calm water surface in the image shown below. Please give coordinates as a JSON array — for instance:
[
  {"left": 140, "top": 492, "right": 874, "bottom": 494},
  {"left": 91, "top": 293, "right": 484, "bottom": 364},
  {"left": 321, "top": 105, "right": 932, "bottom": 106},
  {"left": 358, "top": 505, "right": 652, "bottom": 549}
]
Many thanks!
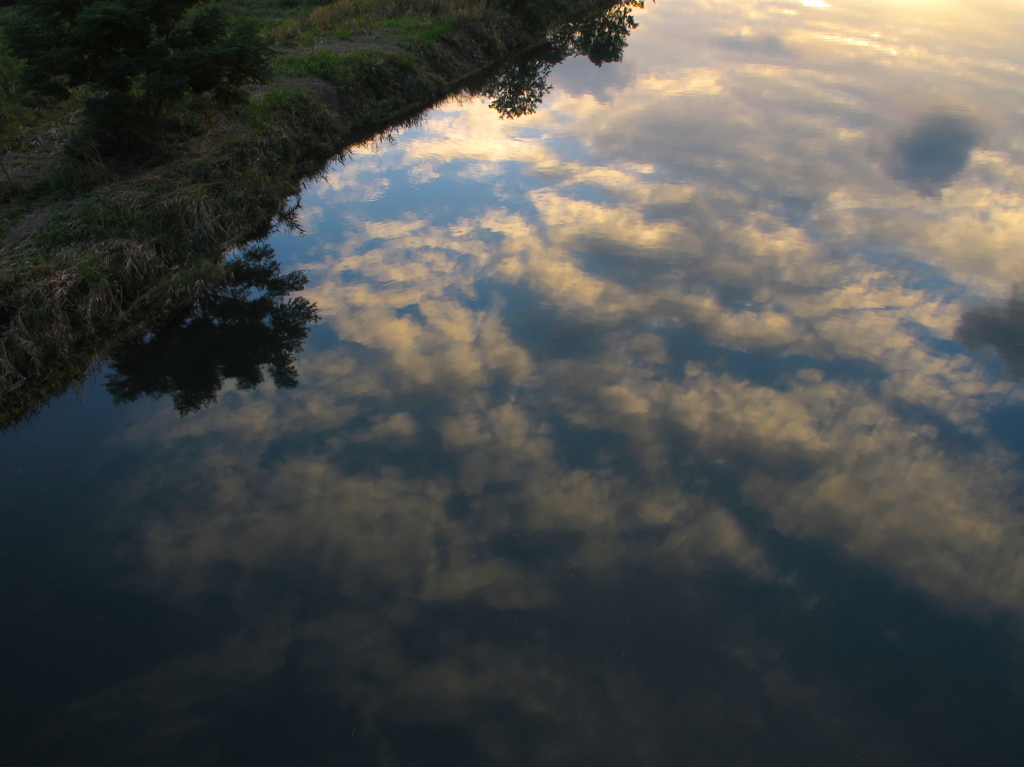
[{"left": 5, "top": 1, "right": 1024, "bottom": 764}]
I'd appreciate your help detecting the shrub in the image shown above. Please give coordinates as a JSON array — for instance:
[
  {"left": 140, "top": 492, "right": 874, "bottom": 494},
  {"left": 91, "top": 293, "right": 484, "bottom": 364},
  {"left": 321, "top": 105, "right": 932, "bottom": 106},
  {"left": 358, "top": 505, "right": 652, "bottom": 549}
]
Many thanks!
[{"left": 7, "top": 0, "right": 271, "bottom": 128}]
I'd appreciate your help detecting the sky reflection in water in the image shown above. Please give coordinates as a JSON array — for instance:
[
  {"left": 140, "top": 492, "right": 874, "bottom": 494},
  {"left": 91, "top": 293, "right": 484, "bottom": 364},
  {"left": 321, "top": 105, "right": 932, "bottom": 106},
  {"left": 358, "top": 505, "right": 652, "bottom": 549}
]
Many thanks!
[{"left": 4, "top": 1, "right": 1024, "bottom": 764}]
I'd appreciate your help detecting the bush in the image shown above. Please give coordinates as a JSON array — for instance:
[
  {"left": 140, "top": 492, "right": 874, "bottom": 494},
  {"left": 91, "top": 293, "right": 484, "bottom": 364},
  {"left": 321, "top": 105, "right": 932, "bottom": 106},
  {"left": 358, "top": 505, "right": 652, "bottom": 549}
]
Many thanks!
[{"left": 7, "top": 0, "right": 271, "bottom": 128}]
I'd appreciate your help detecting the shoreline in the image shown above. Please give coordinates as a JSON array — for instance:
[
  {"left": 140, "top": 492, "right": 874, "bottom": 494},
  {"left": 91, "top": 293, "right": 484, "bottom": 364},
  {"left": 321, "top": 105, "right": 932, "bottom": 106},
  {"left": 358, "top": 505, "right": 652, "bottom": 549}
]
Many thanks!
[{"left": 0, "top": 0, "right": 641, "bottom": 426}]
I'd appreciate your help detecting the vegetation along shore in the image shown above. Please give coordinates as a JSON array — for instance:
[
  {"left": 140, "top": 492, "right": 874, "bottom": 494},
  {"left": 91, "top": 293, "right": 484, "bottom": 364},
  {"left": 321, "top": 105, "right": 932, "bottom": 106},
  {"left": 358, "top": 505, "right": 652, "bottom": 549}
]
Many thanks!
[{"left": 0, "top": 0, "right": 643, "bottom": 427}]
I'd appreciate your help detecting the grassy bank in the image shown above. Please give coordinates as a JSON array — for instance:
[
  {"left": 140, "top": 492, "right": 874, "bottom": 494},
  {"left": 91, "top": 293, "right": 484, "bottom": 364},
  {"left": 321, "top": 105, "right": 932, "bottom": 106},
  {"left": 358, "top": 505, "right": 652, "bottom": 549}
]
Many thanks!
[{"left": 0, "top": 0, "right": 639, "bottom": 426}]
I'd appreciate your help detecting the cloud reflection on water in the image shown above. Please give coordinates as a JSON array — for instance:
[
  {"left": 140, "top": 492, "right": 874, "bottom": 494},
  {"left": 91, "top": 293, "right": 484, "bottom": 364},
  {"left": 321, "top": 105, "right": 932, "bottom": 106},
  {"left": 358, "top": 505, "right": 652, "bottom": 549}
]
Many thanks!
[{"left": 38, "top": 0, "right": 1024, "bottom": 764}]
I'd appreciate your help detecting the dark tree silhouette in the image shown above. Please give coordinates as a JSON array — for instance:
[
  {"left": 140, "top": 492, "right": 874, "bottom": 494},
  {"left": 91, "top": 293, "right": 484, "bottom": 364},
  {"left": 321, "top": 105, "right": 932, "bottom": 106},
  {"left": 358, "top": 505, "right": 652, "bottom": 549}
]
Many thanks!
[
  {"left": 957, "top": 288, "right": 1024, "bottom": 380},
  {"left": 481, "top": 1, "right": 642, "bottom": 119},
  {"left": 552, "top": 0, "right": 642, "bottom": 66},
  {"left": 483, "top": 54, "right": 560, "bottom": 119},
  {"left": 888, "top": 112, "right": 981, "bottom": 196},
  {"left": 105, "top": 244, "right": 318, "bottom": 416}
]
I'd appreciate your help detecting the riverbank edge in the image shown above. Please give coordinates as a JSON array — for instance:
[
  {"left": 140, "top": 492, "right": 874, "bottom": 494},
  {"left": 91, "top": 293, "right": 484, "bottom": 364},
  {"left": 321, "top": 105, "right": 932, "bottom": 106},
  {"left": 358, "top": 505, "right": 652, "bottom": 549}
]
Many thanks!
[{"left": 0, "top": 0, "right": 625, "bottom": 426}]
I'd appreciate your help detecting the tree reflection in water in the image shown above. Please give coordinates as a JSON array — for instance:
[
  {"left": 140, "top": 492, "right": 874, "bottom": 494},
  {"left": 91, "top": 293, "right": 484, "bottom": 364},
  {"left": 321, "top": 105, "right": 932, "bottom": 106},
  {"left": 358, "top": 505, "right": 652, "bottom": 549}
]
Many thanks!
[
  {"left": 105, "top": 244, "right": 318, "bottom": 415},
  {"left": 957, "top": 288, "right": 1024, "bottom": 379},
  {"left": 481, "top": 1, "right": 642, "bottom": 118},
  {"left": 888, "top": 112, "right": 981, "bottom": 197}
]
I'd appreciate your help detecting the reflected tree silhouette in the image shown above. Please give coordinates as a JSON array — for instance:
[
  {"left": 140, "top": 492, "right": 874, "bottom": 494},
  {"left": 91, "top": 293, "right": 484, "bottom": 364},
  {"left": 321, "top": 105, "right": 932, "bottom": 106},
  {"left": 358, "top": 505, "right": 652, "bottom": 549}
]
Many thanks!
[
  {"left": 552, "top": 0, "right": 643, "bottom": 66},
  {"left": 957, "top": 288, "right": 1024, "bottom": 379},
  {"left": 888, "top": 112, "right": 981, "bottom": 196},
  {"left": 481, "top": 1, "right": 643, "bottom": 118},
  {"left": 482, "top": 53, "right": 561, "bottom": 119},
  {"left": 105, "top": 244, "right": 319, "bottom": 415}
]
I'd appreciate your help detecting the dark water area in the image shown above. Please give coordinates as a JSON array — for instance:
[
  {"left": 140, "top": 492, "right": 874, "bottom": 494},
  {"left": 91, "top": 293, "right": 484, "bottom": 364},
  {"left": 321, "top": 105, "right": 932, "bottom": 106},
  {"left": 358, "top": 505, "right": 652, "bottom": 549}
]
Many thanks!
[{"left": 4, "top": 1, "right": 1024, "bottom": 764}]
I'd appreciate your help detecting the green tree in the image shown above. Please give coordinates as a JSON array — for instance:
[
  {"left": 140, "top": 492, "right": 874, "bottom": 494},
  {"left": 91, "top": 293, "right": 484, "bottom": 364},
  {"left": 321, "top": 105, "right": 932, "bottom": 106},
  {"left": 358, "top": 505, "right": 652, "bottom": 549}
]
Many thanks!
[{"left": 7, "top": 0, "right": 270, "bottom": 124}]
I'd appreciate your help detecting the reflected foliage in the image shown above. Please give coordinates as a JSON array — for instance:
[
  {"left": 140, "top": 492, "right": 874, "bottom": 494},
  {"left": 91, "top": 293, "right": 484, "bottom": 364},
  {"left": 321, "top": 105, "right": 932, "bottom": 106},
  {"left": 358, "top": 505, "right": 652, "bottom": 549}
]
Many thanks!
[
  {"left": 105, "top": 244, "right": 318, "bottom": 415},
  {"left": 957, "top": 288, "right": 1024, "bottom": 379},
  {"left": 551, "top": 0, "right": 643, "bottom": 66},
  {"left": 889, "top": 112, "right": 981, "bottom": 196},
  {"left": 482, "top": 52, "right": 560, "bottom": 119},
  {"left": 482, "top": 1, "right": 642, "bottom": 118}
]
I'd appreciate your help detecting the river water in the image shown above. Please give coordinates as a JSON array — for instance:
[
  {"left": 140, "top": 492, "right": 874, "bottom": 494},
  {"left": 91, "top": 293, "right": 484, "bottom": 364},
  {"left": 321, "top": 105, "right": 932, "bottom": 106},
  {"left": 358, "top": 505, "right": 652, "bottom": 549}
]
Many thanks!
[{"left": 4, "top": 1, "right": 1024, "bottom": 764}]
